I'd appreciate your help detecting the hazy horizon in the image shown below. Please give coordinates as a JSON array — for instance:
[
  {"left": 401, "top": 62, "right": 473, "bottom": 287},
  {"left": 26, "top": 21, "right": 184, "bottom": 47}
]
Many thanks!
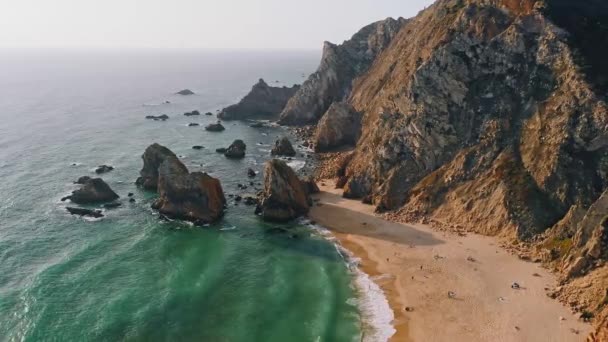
[{"left": 0, "top": 0, "right": 434, "bottom": 50}]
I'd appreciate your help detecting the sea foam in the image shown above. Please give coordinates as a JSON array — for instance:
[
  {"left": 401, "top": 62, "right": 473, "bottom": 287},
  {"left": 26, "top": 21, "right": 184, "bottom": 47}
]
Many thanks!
[{"left": 302, "top": 219, "right": 396, "bottom": 342}]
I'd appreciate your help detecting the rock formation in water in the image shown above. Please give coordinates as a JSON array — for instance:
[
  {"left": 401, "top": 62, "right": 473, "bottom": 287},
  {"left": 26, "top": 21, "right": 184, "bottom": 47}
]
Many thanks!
[
  {"left": 270, "top": 137, "right": 296, "bottom": 157},
  {"left": 176, "top": 89, "right": 195, "bottom": 95},
  {"left": 136, "top": 143, "right": 179, "bottom": 190},
  {"left": 68, "top": 178, "right": 119, "bottom": 204},
  {"left": 205, "top": 122, "right": 225, "bottom": 132},
  {"left": 255, "top": 159, "right": 311, "bottom": 222},
  {"left": 307, "top": 0, "right": 608, "bottom": 337},
  {"left": 151, "top": 156, "right": 226, "bottom": 224},
  {"left": 145, "top": 114, "right": 169, "bottom": 121},
  {"left": 137, "top": 143, "right": 226, "bottom": 223},
  {"left": 314, "top": 102, "right": 362, "bottom": 152},
  {"left": 95, "top": 165, "right": 114, "bottom": 174},
  {"left": 224, "top": 139, "right": 247, "bottom": 159},
  {"left": 218, "top": 79, "right": 300, "bottom": 120},
  {"left": 277, "top": 17, "right": 407, "bottom": 125},
  {"left": 66, "top": 207, "right": 104, "bottom": 218}
]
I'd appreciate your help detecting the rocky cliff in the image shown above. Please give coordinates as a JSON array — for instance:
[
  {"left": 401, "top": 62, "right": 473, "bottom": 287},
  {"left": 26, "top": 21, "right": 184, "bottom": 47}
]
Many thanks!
[
  {"left": 309, "top": 0, "right": 608, "bottom": 336},
  {"left": 277, "top": 17, "right": 407, "bottom": 125},
  {"left": 218, "top": 79, "right": 299, "bottom": 120}
]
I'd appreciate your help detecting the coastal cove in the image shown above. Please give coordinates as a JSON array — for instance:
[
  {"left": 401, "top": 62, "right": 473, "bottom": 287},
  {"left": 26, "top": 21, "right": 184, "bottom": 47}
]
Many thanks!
[{"left": 0, "top": 50, "right": 381, "bottom": 341}]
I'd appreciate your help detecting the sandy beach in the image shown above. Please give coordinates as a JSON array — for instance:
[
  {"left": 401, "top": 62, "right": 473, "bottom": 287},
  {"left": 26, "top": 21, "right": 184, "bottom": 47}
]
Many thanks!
[{"left": 309, "top": 180, "right": 591, "bottom": 342}]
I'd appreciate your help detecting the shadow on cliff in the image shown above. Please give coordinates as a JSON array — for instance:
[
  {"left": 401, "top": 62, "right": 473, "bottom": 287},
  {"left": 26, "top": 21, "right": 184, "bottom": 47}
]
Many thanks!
[{"left": 310, "top": 191, "right": 444, "bottom": 247}]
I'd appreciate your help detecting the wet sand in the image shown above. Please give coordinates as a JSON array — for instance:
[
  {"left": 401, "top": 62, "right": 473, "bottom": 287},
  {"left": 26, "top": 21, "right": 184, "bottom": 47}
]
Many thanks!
[{"left": 309, "top": 180, "right": 591, "bottom": 342}]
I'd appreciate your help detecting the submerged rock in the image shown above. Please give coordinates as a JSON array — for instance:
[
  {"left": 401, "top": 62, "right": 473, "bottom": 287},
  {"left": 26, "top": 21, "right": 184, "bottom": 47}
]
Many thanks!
[
  {"left": 136, "top": 143, "right": 179, "bottom": 190},
  {"left": 255, "top": 159, "right": 311, "bottom": 222},
  {"left": 192, "top": 145, "right": 204, "bottom": 150},
  {"left": 224, "top": 139, "right": 246, "bottom": 159},
  {"left": 188, "top": 123, "right": 200, "bottom": 127},
  {"left": 205, "top": 123, "right": 225, "bottom": 132},
  {"left": 66, "top": 207, "right": 104, "bottom": 218},
  {"left": 95, "top": 165, "right": 114, "bottom": 174},
  {"left": 218, "top": 79, "right": 300, "bottom": 121},
  {"left": 176, "top": 89, "right": 195, "bottom": 95},
  {"left": 271, "top": 137, "right": 296, "bottom": 157},
  {"left": 68, "top": 178, "right": 119, "bottom": 204}
]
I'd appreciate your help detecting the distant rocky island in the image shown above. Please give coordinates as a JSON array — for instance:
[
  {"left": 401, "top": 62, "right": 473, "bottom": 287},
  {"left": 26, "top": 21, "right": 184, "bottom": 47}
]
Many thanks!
[{"left": 211, "top": 0, "right": 608, "bottom": 338}]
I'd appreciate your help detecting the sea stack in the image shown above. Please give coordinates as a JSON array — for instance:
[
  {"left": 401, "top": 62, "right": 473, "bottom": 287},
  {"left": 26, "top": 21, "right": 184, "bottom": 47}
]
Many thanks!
[
  {"left": 138, "top": 143, "right": 226, "bottom": 224},
  {"left": 67, "top": 178, "right": 119, "bottom": 204},
  {"left": 255, "top": 159, "right": 311, "bottom": 222}
]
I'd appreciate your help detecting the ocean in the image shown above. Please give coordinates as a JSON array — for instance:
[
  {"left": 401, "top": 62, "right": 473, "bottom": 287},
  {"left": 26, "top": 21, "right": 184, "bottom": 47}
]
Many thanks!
[{"left": 0, "top": 49, "right": 390, "bottom": 342}]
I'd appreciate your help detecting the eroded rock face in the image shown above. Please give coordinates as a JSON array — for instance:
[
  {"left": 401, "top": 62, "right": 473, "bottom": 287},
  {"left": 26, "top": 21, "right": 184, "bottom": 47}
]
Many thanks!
[
  {"left": 256, "top": 159, "right": 311, "bottom": 222},
  {"left": 218, "top": 79, "right": 300, "bottom": 120},
  {"left": 152, "top": 157, "right": 226, "bottom": 224},
  {"left": 271, "top": 137, "right": 296, "bottom": 157},
  {"left": 69, "top": 178, "right": 119, "bottom": 204},
  {"left": 278, "top": 17, "right": 407, "bottom": 126},
  {"left": 314, "top": 102, "right": 362, "bottom": 152},
  {"left": 136, "top": 143, "right": 179, "bottom": 190},
  {"left": 224, "top": 140, "right": 246, "bottom": 159}
]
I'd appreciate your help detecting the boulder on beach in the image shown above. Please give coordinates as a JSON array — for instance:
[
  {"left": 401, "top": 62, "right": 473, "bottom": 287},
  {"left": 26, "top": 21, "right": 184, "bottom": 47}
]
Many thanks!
[
  {"left": 255, "top": 159, "right": 311, "bottom": 222},
  {"left": 66, "top": 207, "right": 104, "bottom": 218},
  {"left": 176, "top": 89, "right": 195, "bottom": 95},
  {"left": 151, "top": 156, "right": 226, "bottom": 224},
  {"left": 271, "top": 137, "right": 296, "bottom": 157},
  {"left": 224, "top": 139, "right": 246, "bottom": 159},
  {"left": 205, "top": 123, "right": 225, "bottom": 132},
  {"left": 95, "top": 165, "right": 114, "bottom": 174},
  {"left": 68, "top": 178, "right": 119, "bottom": 204},
  {"left": 136, "top": 143, "right": 179, "bottom": 190}
]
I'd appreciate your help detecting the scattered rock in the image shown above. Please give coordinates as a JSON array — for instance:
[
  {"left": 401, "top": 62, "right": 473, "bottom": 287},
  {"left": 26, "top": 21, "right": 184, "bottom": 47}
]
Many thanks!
[
  {"left": 66, "top": 207, "right": 104, "bottom": 218},
  {"left": 184, "top": 110, "right": 200, "bottom": 116},
  {"left": 215, "top": 148, "right": 227, "bottom": 153},
  {"left": 102, "top": 202, "right": 122, "bottom": 209},
  {"left": 145, "top": 114, "right": 169, "bottom": 121},
  {"left": 247, "top": 168, "right": 256, "bottom": 178},
  {"left": 95, "top": 165, "right": 114, "bottom": 174},
  {"left": 205, "top": 123, "right": 225, "bottom": 132},
  {"left": 271, "top": 137, "right": 296, "bottom": 157},
  {"left": 188, "top": 123, "right": 200, "bottom": 127},
  {"left": 68, "top": 178, "right": 119, "bottom": 204},
  {"left": 224, "top": 139, "right": 246, "bottom": 159},
  {"left": 192, "top": 145, "right": 204, "bottom": 150},
  {"left": 205, "top": 112, "right": 213, "bottom": 116}
]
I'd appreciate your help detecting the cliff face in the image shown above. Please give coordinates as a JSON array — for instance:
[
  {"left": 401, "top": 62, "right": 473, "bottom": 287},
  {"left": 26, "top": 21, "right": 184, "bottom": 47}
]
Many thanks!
[
  {"left": 311, "top": 0, "right": 608, "bottom": 336},
  {"left": 218, "top": 79, "right": 299, "bottom": 121},
  {"left": 277, "top": 17, "right": 407, "bottom": 125}
]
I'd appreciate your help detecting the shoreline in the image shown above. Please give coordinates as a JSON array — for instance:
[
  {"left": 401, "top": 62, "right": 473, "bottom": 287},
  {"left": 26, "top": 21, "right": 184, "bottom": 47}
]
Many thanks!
[{"left": 309, "top": 180, "right": 591, "bottom": 342}]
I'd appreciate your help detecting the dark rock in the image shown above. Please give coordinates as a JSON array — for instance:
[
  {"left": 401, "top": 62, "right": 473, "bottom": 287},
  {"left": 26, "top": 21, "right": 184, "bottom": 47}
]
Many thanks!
[
  {"left": 129, "top": 198, "right": 136, "bottom": 203},
  {"left": 136, "top": 143, "right": 179, "bottom": 190},
  {"left": 188, "top": 123, "right": 200, "bottom": 127},
  {"left": 244, "top": 196, "right": 257, "bottom": 206},
  {"left": 247, "top": 168, "right": 257, "bottom": 178},
  {"left": 74, "top": 176, "right": 91, "bottom": 184},
  {"left": 127, "top": 192, "right": 134, "bottom": 197},
  {"left": 205, "top": 123, "right": 225, "bottom": 132},
  {"left": 145, "top": 114, "right": 169, "bottom": 121},
  {"left": 224, "top": 139, "right": 246, "bottom": 159},
  {"left": 215, "top": 148, "right": 227, "bottom": 153},
  {"left": 235, "top": 195, "right": 242, "bottom": 202},
  {"left": 205, "top": 112, "right": 213, "bottom": 116},
  {"left": 66, "top": 207, "right": 104, "bottom": 218},
  {"left": 192, "top": 145, "right": 204, "bottom": 150},
  {"left": 184, "top": 110, "right": 200, "bottom": 116},
  {"left": 218, "top": 79, "right": 300, "bottom": 121},
  {"left": 69, "top": 178, "right": 119, "bottom": 204},
  {"left": 176, "top": 89, "right": 195, "bottom": 95},
  {"left": 103, "top": 202, "right": 122, "bottom": 209},
  {"left": 255, "top": 159, "right": 311, "bottom": 222},
  {"left": 95, "top": 165, "right": 114, "bottom": 174},
  {"left": 151, "top": 156, "right": 226, "bottom": 224},
  {"left": 271, "top": 137, "right": 296, "bottom": 157}
]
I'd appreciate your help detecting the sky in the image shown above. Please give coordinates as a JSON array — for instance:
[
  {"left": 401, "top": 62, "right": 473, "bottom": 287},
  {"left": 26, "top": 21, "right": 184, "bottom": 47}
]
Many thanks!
[{"left": 0, "top": 0, "right": 434, "bottom": 50}]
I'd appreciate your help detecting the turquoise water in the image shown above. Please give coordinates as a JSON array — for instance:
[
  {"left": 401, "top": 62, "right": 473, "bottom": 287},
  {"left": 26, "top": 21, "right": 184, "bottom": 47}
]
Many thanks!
[{"left": 0, "top": 50, "right": 365, "bottom": 341}]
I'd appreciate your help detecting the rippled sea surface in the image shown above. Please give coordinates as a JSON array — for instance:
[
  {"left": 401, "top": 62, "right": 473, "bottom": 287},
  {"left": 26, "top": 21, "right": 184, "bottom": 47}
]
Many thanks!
[{"left": 0, "top": 49, "right": 363, "bottom": 342}]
